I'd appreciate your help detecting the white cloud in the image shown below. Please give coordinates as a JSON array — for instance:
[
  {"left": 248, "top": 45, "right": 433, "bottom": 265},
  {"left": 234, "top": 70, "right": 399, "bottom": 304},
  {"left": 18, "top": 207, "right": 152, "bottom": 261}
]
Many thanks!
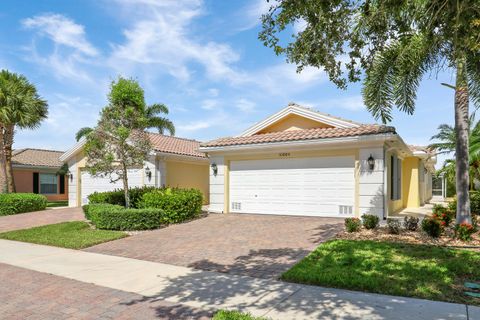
[
  {"left": 236, "top": 98, "right": 256, "bottom": 113},
  {"left": 201, "top": 99, "right": 218, "bottom": 110},
  {"left": 22, "top": 13, "right": 98, "bottom": 56},
  {"left": 239, "top": 0, "right": 274, "bottom": 31},
  {"left": 208, "top": 88, "right": 219, "bottom": 97},
  {"left": 177, "top": 120, "right": 212, "bottom": 132},
  {"left": 293, "top": 18, "right": 307, "bottom": 34},
  {"left": 318, "top": 95, "right": 365, "bottom": 111},
  {"left": 249, "top": 63, "right": 326, "bottom": 94},
  {"left": 21, "top": 13, "right": 99, "bottom": 82},
  {"left": 109, "top": 0, "right": 242, "bottom": 83}
]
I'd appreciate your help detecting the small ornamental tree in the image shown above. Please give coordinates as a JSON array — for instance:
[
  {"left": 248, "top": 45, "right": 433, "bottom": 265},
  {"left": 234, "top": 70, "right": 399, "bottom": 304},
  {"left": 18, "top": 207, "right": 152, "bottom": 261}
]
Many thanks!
[{"left": 84, "top": 77, "right": 152, "bottom": 208}]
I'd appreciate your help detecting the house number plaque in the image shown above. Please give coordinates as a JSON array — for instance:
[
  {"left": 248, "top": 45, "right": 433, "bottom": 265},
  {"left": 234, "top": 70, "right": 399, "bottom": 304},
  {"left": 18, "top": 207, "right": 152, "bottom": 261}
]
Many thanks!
[{"left": 279, "top": 153, "right": 291, "bottom": 157}]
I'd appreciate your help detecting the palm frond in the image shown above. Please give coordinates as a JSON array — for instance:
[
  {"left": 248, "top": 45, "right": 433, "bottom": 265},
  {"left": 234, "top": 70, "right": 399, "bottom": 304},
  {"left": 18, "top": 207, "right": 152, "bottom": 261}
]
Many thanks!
[
  {"left": 393, "top": 33, "right": 437, "bottom": 115},
  {"left": 148, "top": 117, "right": 175, "bottom": 135},
  {"left": 75, "top": 127, "right": 94, "bottom": 141},
  {"left": 466, "top": 53, "right": 480, "bottom": 110},
  {"left": 146, "top": 104, "right": 169, "bottom": 117},
  {"left": 363, "top": 43, "right": 400, "bottom": 123}
]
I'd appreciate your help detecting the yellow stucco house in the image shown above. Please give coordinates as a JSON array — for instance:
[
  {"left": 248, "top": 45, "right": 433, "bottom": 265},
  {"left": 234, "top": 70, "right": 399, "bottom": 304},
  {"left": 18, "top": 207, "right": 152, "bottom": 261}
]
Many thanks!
[
  {"left": 60, "top": 133, "right": 209, "bottom": 207},
  {"left": 199, "top": 103, "right": 436, "bottom": 219}
]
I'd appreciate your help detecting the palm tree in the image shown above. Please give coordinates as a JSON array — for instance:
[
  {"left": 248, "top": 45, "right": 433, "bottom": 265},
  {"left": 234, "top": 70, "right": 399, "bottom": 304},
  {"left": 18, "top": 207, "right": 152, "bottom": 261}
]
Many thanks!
[
  {"left": 76, "top": 103, "right": 174, "bottom": 141},
  {"left": 363, "top": 29, "right": 480, "bottom": 224},
  {"left": 430, "top": 118, "right": 480, "bottom": 189},
  {"left": 0, "top": 70, "right": 48, "bottom": 192}
]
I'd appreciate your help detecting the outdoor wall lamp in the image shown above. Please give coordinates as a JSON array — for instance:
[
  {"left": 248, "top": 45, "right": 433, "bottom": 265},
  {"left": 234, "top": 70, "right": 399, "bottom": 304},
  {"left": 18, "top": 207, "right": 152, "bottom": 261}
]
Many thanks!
[
  {"left": 367, "top": 154, "right": 375, "bottom": 171},
  {"left": 66, "top": 170, "right": 73, "bottom": 182},
  {"left": 145, "top": 166, "right": 152, "bottom": 181},
  {"left": 211, "top": 163, "right": 218, "bottom": 176}
]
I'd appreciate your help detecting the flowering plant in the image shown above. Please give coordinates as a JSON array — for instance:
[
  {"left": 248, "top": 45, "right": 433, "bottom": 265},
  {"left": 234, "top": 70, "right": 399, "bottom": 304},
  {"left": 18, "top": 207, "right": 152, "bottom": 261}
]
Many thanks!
[{"left": 455, "top": 222, "right": 476, "bottom": 241}]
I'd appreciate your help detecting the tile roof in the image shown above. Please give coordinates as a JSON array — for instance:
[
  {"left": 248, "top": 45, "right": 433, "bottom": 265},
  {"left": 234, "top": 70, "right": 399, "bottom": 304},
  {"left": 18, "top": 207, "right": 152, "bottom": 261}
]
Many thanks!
[
  {"left": 201, "top": 125, "right": 396, "bottom": 148},
  {"left": 12, "top": 149, "right": 65, "bottom": 168},
  {"left": 148, "top": 132, "right": 206, "bottom": 158}
]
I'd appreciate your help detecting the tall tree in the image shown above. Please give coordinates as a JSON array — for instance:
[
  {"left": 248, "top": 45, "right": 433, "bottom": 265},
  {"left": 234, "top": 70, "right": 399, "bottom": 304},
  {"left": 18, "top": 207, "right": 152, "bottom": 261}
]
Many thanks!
[
  {"left": 430, "top": 117, "right": 480, "bottom": 188},
  {"left": 75, "top": 103, "right": 174, "bottom": 141},
  {"left": 260, "top": 0, "right": 480, "bottom": 223},
  {"left": 0, "top": 70, "right": 48, "bottom": 192},
  {"left": 84, "top": 77, "right": 153, "bottom": 208}
]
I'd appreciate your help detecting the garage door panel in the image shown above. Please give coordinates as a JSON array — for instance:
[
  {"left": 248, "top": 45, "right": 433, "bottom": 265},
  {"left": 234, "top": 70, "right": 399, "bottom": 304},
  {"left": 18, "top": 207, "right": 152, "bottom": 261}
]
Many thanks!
[
  {"left": 230, "top": 156, "right": 354, "bottom": 217},
  {"left": 80, "top": 169, "right": 143, "bottom": 205}
]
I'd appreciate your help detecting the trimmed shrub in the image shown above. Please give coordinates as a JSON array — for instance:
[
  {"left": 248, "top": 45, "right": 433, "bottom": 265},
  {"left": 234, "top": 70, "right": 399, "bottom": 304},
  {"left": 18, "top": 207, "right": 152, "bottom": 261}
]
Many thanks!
[
  {"left": 455, "top": 222, "right": 476, "bottom": 241},
  {"left": 138, "top": 188, "right": 203, "bottom": 224},
  {"left": 361, "top": 214, "right": 379, "bottom": 230},
  {"left": 386, "top": 218, "right": 401, "bottom": 234},
  {"left": 421, "top": 217, "right": 443, "bottom": 238},
  {"left": 432, "top": 204, "right": 447, "bottom": 215},
  {"left": 403, "top": 216, "right": 419, "bottom": 231},
  {"left": 0, "top": 193, "right": 47, "bottom": 216},
  {"left": 83, "top": 203, "right": 121, "bottom": 220},
  {"left": 344, "top": 218, "right": 361, "bottom": 233},
  {"left": 87, "top": 186, "right": 157, "bottom": 208},
  {"left": 87, "top": 203, "right": 164, "bottom": 230}
]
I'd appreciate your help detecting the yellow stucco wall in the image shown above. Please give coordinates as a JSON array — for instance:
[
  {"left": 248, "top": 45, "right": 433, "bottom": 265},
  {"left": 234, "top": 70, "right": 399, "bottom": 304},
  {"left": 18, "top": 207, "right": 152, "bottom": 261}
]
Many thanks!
[
  {"left": 402, "top": 157, "right": 420, "bottom": 208},
  {"left": 257, "top": 114, "right": 333, "bottom": 134},
  {"left": 166, "top": 161, "right": 209, "bottom": 204}
]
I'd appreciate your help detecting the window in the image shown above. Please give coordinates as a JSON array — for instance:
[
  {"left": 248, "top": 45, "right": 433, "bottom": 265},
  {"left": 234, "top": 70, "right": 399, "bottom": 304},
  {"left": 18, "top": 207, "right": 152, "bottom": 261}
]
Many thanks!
[
  {"left": 390, "top": 155, "right": 402, "bottom": 200},
  {"left": 40, "top": 173, "right": 58, "bottom": 194}
]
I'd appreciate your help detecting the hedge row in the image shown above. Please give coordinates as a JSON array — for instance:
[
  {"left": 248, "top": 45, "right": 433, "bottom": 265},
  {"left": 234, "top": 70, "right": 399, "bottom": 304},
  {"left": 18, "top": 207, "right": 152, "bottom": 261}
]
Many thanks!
[
  {"left": 0, "top": 193, "right": 47, "bottom": 216},
  {"left": 138, "top": 188, "right": 203, "bottom": 223},
  {"left": 87, "top": 186, "right": 156, "bottom": 208},
  {"left": 85, "top": 204, "right": 166, "bottom": 230},
  {"left": 83, "top": 187, "right": 203, "bottom": 230}
]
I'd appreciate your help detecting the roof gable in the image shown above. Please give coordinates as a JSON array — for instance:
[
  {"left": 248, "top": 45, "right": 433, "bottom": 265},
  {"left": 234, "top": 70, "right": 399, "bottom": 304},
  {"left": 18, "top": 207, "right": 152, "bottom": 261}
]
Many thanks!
[{"left": 239, "top": 103, "right": 360, "bottom": 137}]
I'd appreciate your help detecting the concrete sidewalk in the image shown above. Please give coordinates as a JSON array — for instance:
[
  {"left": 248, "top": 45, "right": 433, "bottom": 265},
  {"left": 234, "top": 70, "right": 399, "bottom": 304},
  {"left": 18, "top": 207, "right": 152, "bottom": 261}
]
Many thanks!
[{"left": 0, "top": 239, "right": 477, "bottom": 320}]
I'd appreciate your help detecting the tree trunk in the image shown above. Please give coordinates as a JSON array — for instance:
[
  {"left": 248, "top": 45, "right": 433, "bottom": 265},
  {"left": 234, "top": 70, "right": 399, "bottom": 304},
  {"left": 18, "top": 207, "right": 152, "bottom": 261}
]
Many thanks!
[
  {"left": 121, "top": 162, "right": 130, "bottom": 208},
  {"left": 454, "top": 57, "right": 472, "bottom": 224},
  {"left": 0, "top": 125, "right": 8, "bottom": 193},
  {"left": 4, "top": 124, "right": 15, "bottom": 193}
]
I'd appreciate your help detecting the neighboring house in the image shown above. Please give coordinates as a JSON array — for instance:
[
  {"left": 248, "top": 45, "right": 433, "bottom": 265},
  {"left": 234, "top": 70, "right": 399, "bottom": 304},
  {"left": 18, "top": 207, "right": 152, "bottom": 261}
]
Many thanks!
[
  {"left": 12, "top": 148, "right": 68, "bottom": 201},
  {"left": 199, "top": 103, "right": 436, "bottom": 219},
  {"left": 60, "top": 133, "right": 209, "bottom": 207}
]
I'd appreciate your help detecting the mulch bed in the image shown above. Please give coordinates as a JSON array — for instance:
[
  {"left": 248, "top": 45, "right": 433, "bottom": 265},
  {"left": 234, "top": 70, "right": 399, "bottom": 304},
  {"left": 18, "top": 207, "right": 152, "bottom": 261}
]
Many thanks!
[{"left": 336, "top": 226, "right": 480, "bottom": 251}]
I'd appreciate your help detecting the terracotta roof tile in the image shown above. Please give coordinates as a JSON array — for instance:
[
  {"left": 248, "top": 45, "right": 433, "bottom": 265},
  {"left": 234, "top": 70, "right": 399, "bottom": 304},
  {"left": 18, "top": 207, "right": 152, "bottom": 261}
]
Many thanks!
[
  {"left": 148, "top": 133, "right": 206, "bottom": 158},
  {"left": 12, "top": 149, "right": 64, "bottom": 168},
  {"left": 201, "top": 125, "right": 396, "bottom": 148}
]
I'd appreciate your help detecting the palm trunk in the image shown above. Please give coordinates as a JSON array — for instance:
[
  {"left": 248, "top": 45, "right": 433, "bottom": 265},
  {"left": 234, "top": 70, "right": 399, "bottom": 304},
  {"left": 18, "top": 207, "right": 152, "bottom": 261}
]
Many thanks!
[
  {"left": 121, "top": 162, "right": 130, "bottom": 208},
  {"left": 4, "top": 124, "right": 15, "bottom": 193},
  {"left": 454, "top": 56, "right": 471, "bottom": 224},
  {"left": 0, "top": 125, "right": 8, "bottom": 193}
]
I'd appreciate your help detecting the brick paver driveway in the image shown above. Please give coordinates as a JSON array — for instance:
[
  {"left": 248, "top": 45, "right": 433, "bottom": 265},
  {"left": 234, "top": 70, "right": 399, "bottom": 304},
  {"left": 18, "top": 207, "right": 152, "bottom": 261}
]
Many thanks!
[
  {"left": 0, "top": 207, "right": 84, "bottom": 232},
  {"left": 0, "top": 263, "right": 210, "bottom": 320},
  {"left": 86, "top": 213, "right": 343, "bottom": 279}
]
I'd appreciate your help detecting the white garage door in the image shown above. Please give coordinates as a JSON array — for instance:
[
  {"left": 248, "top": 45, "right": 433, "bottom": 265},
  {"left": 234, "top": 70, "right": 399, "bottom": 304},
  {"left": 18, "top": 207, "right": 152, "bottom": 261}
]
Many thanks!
[
  {"left": 229, "top": 156, "right": 355, "bottom": 217},
  {"left": 80, "top": 169, "right": 143, "bottom": 205}
]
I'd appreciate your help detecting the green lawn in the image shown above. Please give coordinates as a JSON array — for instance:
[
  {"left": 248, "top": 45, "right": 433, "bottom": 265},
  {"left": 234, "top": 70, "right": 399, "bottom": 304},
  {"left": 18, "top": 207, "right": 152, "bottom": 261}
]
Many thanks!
[
  {"left": 282, "top": 240, "right": 480, "bottom": 305},
  {"left": 213, "top": 310, "right": 268, "bottom": 320},
  {"left": 0, "top": 221, "right": 127, "bottom": 249},
  {"left": 47, "top": 201, "right": 69, "bottom": 208}
]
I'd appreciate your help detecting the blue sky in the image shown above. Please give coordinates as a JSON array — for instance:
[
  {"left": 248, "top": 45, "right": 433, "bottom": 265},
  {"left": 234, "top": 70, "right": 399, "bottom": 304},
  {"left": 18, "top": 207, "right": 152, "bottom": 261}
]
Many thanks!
[{"left": 0, "top": 0, "right": 456, "bottom": 165}]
